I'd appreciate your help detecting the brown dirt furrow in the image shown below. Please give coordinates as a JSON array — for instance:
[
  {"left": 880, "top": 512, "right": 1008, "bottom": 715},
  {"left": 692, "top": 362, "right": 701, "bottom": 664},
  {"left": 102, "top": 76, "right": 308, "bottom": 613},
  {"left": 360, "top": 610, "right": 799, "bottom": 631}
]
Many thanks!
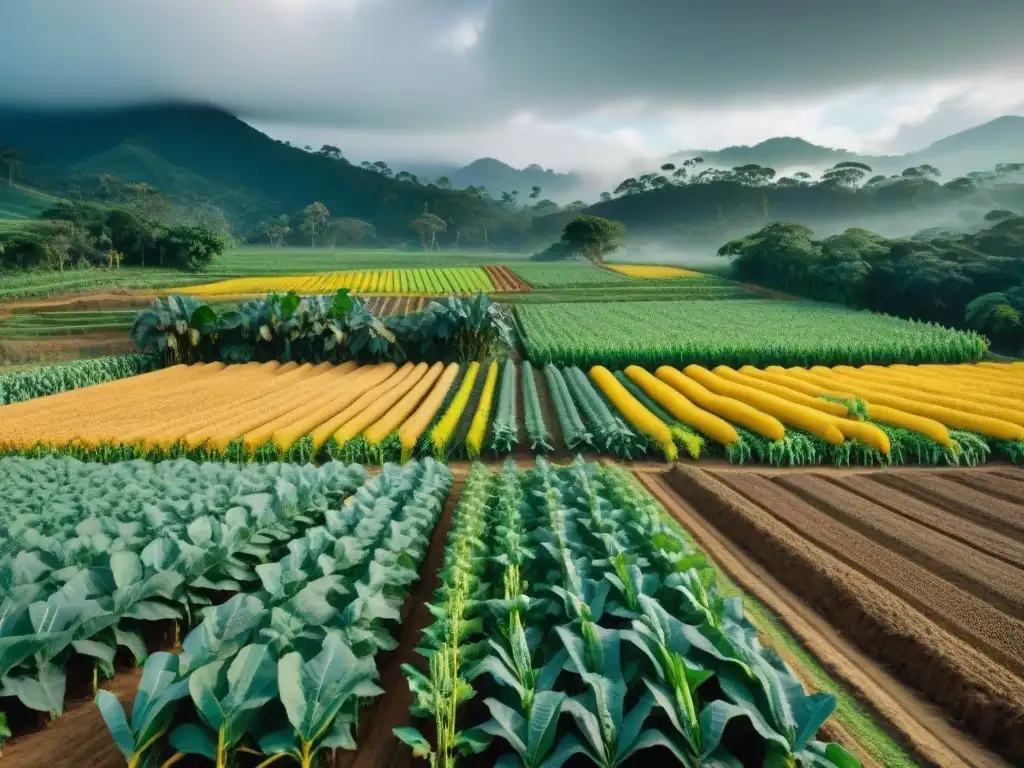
[
  {"left": 714, "top": 471, "right": 1024, "bottom": 676},
  {"left": 775, "top": 474, "right": 1024, "bottom": 616},
  {"left": 667, "top": 466, "right": 1024, "bottom": 765},
  {"left": 831, "top": 475, "right": 1024, "bottom": 570},
  {"left": 336, "top": 479, "right": 462, "bottom": 768},
  {"left": 990, "top": 468, "right": 1024, "bottom": 483},
  {"left": 641, "top": 471, "right": 1008, "bottom": 768},
  {"left": 943, "top": 469, "right": 1024, "bottom": 504},
  {"left": 870, "top": 472, "right": 1024, "bottom": 541},
  {"left": 2, "top": 669, "right": 143, "bottom": 767}
]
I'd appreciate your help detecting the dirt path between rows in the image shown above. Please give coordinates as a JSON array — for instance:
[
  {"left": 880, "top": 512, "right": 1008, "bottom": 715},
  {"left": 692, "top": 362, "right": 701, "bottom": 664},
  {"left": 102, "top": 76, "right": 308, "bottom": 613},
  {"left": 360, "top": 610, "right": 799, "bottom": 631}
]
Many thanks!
[
  {"left": 637, "top": 471, "right": 1011, "bottom": 768},
  {"left": 335, "top": 478, "right": 462, "bottom": 768}
]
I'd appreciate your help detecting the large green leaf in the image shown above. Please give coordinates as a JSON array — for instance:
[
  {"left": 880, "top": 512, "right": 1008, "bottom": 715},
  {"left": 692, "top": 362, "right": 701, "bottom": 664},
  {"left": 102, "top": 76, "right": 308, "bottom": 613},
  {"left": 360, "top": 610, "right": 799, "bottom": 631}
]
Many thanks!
[{"left": 95, "top": 689, "right": 135, "bottom": 761}]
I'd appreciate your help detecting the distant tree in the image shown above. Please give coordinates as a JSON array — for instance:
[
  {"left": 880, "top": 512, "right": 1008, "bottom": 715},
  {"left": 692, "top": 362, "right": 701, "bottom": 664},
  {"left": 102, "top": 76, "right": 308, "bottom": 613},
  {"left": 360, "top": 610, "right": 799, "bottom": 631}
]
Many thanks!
[
  {"left": 984, "top": 209, "right": 1018, "bottom": 222},
  {"left": 731, "top": 164, "right": 777, "bottom": 186},
  {"left": 614, "top": 177, "right": 643, "bottom": 196},
  {"left": 300, "top": 202, "right": 330, "bottom": 246},
  {"left": 671, "top": 167, "right": 688, "bottom": 183},
  {"left": 964, "top": 292, "right": 1023, "bottom": 348},
  {"left": 163, "top": 224, "right": 226, "bottom": 271},
  {"left": 410, "top": 213, "right": 448, "bottom": 250},
  {"left": 395, "top": 171, "right": 420, "bottom": 184},
  {"left": 660, "top": 163, "right": 676, "bottom": 172},
  {"left": 304, "top": 145, "right": 314, "bottom": 152},
  {"left": 793, "top": 171, "right": 812, "bottom": 183},
  {"left": 500, "top": 190, "right": 520, "bottom": 208},
  {"left": 865, "top": 175, "right": 888, "bottom": 186},
  {"left": 558, "top": 215, "right": 625, "bottom": 264},
  {"left": 529, "top": 185, "right": 542, "bottom": 199},
  {"left": 599, "top": 191, "right": 612, "bottom": 203},
  {"left": 260, "top": 215, "right": 291, "bottom": 247},
  {"left": 371, "top": 161, "right": 394, "bottom": 178},
  {"left": 820, "top": 162, "right": 871, "bottom": 188},
  {"left": 565, "top": 200, "right": 588, "bottom": 211},
  {"left": 317, "top": 144, "right": 344, "bottom": 161},
  {"left": 532, "top": 199, "right": 560, "bottom": 214},
  {"left": 436, "top": 176, "right": 452, "bottom": 189},
  {"left": 329, "top": 218, "right": 376, "bottom": 246},
  {"left": 943, "top": 177, "right": 976, "bottom": 195}
]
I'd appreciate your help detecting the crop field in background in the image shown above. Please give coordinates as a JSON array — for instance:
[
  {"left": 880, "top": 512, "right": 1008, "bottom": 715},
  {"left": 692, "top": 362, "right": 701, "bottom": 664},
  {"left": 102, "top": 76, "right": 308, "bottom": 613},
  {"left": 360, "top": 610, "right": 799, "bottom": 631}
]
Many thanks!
[
  {"left": 517, "top": 299, "right": 989, "bottom": 368},
  {"left": 3, "top": 357, "right": 1021, "bottom": 467},
  {"left": 607, "top": 263, "right": 706, "bottom": 278},
  {"left": 182, "top": 266, "right": 500, "bottom": 297}
]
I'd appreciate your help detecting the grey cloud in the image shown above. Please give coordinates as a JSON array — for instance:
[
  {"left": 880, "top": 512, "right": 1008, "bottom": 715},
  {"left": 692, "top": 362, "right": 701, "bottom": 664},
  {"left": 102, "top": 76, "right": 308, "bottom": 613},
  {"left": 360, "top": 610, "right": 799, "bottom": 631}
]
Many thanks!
[{"left": 1, "top": 0, "right": 1022, "bottom": 131}]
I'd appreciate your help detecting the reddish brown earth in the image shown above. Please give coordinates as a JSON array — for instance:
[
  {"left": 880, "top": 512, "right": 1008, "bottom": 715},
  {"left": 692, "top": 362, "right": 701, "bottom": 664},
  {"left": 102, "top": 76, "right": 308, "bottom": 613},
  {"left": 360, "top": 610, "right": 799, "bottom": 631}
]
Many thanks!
[
  {"left": 484, "top": 265, "right": 530, "bottom": 292},
  {"left": 664, "top": 465, "right": 1024, "bottom": 766}
]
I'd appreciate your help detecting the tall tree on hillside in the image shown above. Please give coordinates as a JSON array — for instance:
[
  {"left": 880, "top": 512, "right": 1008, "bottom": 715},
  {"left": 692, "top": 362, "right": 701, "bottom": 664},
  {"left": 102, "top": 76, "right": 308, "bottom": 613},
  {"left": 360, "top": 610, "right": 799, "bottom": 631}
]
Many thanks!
[
  {"left": 559, "top": 215, "right": 625, "bottom": 264},
  {"left": 529, "top": 185, "right": 542, "bottom": 199},
  {"left": 435, "top": 176, "right": 452, "bottom": 189},
  {"left": 500, "top": 190, "right": 520, "bottom": 209},
  {"left": 661, "top": 163, "right": 676, "bottom": 172},
  {"left": 1, "top": 148, "right": 23, "bottom": 188},
  {"left": 410, "top": 213, "right": 448, "bottom": 250},
  {"left": 599, "top": 191, "right": 612, "bottom": 202},
  {"left": 820, "top": 161, "right": 872, "bottom": 188},
  {"left": 329, "top": 218, "right": 376, "bottom": 246},
  {"left": 372, "top": 161, "right": 394, "bottom": 178},
  {"left": 300, "top": 202, "right": 330, "bottom": 246},
  {"left": 317, "top": 145, "right": 344, "bottom": 162}
]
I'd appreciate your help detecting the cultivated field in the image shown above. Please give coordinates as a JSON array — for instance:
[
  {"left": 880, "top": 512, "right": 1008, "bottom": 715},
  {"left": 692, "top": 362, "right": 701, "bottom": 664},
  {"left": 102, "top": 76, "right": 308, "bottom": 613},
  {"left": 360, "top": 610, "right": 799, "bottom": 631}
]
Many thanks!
[
  {"left": 517, "top": 299, "right": 989, "bottom": 367},
  {"left": 656, "top": 465, "right": 1024, "bottom": 765},
  {"left": 2, "top": 359, "right": 1021, "bottom": 467}
]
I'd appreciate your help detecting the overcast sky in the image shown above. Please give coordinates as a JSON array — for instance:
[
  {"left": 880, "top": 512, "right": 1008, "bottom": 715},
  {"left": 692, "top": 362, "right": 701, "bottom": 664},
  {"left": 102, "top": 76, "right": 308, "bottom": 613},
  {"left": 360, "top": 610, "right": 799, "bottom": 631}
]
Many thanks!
[{"left": 1, "top": 0, "right": 1022, "bottom": 171}]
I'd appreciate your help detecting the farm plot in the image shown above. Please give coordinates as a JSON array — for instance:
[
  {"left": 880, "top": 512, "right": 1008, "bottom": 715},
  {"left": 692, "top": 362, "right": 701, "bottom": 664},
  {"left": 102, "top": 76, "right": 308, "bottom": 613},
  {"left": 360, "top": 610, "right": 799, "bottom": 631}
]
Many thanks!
[
  {"left": 0, "top": 455, "right": 453, "bottom": 766},
  {"left": 607, "top": 264, "right": 706, "bottom": 278},
  {"left": 392, "top": 457, "right": 859, "bottom": 768},
  {"left": 517, "top": 299, "right": 988, "bottom": 368},
  {"left": 664, "top": 465, "right": 1024, "bottom": 765},
  {"left": 364, "top": 295, "right": 429, "bottom": 316},
  {"left": 182, "top": 267, "right": 499, "bottom": 297},
  {"left": 0, "top": 309, "right": 137, "bottom": 338}
]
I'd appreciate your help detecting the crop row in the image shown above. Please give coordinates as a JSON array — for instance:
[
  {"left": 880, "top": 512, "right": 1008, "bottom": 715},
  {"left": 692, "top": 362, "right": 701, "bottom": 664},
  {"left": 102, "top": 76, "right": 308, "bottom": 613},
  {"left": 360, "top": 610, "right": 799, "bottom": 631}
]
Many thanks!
[
  {"left": 1, "top": 359, "right": 1021, "bottom": 467},
  {"left": 184, "top": 268, "right": 498, "bottom": 297},
  {"left": 516, "top": 299, "right": 989, "bottom": 367},
  {"left": 0, "top": 455, "right": 452, "bottom": 766},
  {"left": 395, "top": 457, "right": 859, "bottom": 767}
]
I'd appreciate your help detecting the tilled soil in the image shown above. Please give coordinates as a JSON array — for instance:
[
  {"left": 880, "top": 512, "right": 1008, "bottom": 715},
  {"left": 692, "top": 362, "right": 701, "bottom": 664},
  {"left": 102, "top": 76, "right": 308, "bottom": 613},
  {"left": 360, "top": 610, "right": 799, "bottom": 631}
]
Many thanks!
[
  {"left": 484, "top": 265, "right": 530, "bottom": 292},
  {"left": 667, "top": 465, "right": 1024, "bottom": 765}
]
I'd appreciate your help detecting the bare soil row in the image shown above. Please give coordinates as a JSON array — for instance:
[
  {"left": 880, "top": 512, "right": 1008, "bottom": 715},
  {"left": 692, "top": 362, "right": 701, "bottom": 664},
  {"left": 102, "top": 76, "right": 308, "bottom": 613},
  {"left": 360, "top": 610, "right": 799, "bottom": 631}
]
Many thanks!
[{"left": 665, "top": 465, "right": 1024, "bottom": 765}]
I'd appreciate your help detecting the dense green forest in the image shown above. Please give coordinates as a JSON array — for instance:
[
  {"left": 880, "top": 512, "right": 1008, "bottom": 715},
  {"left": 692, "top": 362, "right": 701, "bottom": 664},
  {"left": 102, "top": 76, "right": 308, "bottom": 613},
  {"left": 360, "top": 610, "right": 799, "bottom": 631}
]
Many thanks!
[{"left": 717, "top": 213, "right": 1024, "bottom": 351}]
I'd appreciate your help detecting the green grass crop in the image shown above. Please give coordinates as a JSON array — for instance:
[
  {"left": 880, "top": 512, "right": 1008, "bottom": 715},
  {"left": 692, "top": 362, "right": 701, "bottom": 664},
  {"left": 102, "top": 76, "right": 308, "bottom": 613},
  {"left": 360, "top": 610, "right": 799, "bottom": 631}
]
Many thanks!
[{"left": 518, "top": 299, "right": 988, "bottom": 368}]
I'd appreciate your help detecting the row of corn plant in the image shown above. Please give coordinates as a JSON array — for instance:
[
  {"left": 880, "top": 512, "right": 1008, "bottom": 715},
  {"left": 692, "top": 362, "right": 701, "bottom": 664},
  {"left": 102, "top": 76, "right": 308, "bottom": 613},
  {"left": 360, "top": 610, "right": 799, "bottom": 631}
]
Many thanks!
[
  {"left": 562, "top": 366, "right": 647, "bottom": 459},
  {"left": 522, "top": 361, "right": 554, "bottom": 453},
  {"left": 396, "top": 456, "right": 861, "bottom": 767},
  {"left": 490, "top": 359, "right": 520, "bottom": 455},
  {"left": 543, "top": 364, "right": 592, "bottom": 451},
  {"left": 396, "top": 464, "right": 494, "bottom": 768},
  {"left": 96, "top": 459, "right": 452, "bottom": 767}
]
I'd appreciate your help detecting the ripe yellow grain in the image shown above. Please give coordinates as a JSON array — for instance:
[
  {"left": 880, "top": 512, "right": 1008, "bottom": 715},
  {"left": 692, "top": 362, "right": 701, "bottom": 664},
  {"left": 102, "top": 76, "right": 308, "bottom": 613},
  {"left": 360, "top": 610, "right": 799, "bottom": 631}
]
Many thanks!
[
  {"left": 607, "top": 265, "right": 704, "bottom": 278},
  {"left": 796, "top": 367, "right": 1024, "bottom": 442},
  {"left": 466, "top": 361, "right": 500, "bottom": 459},
  {"left": 364, "top": 362, "right": 445, "bottom": 445},
  {"left": 664, "top": 366, "right": 787, "bottom": 441},
  {"left": 591, "top": 366, "right": 677, "bottom": 460},
  {"left": 836, "top": 365, "right": 1024, "bottom": 411},
  {"left": 398, "top": 363, "right": 460, "bottom": 461},
  {"left": 821, "top": 366, "right": 1024, "bottom": 429},
  {"left": 332, "top": 362, "right": 430, "bottom": 447},
  {"left": 309, "top": 363, "right": 414, "bottom": 450},
  {"left": 239, "top": 361, "right": 362, "bottom": 451},
  {"left": 687, "top": 365, "right": 842, "bottom": 445},
  {"left": 774, "top": 367, "right": 952, "bottom": 446},
  {"left": 718, "top": 366, "right": 850, "bottom": 416},
  {"left": 430, "top": 362, "right": 481, "bottom": 454},
  {"left": 638, "top": 366, "right": 740, "bottom": 446},
  {"left": 270, "top": 363, "right": 399, "bottom": 451}
]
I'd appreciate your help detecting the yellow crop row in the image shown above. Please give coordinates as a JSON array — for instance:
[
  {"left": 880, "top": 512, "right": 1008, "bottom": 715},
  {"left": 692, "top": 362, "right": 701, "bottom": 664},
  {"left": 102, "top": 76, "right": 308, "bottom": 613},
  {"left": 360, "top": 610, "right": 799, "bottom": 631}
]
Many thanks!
[
  {"left": 180, "top": 267, "right": 497, "bottom": 297},
  {"left": 600, "top": 362, "right": 1024, "bottom": 457},
  {"left": 607, "top": 265, "right": 705, "bottom": 278}
]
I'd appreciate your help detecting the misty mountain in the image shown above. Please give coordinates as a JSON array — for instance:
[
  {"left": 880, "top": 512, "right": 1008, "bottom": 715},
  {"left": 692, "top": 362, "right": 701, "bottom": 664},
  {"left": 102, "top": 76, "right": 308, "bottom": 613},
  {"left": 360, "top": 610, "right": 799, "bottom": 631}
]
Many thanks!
[
  {"left": 663, "top": 116, "right": 1024, "bottom": 179},
  {"left": 390, "top": 156, "right": 586, "bottom": 202},
  {"left": 0, "top": 103, "right": 505, "bottom": 237}
]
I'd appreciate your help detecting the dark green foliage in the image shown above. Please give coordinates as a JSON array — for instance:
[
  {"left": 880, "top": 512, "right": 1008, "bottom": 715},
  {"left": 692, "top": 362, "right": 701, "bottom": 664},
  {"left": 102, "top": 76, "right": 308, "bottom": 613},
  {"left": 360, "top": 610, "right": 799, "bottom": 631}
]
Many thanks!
[
  {"left": 0, "top": 354, "right": 154, "bottom": 405},
  {"left": 536, "top": 215, "right": 626, "bottom": 263},
  {"left": 131, "top": 290, "right": 513, "bottom": 367},
  {"left": 718, "top": 216, "right": 1024, "bottom": 351}
]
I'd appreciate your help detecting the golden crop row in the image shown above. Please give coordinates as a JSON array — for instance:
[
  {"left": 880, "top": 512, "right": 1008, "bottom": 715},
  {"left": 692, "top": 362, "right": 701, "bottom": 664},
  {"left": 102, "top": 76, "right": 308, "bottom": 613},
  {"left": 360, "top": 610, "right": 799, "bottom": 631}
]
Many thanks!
[
  {"left": 0, "top": 361, "right": 463, "bottom": 459},
  {"left": 181, "top": 267, "right": 496, "bottom": 297},
  {"left": 606, "top": 264, "right": 705, "bottom": 279},
  {"left": 591, "top": 361, "right": 1024, "bottom": 456}
]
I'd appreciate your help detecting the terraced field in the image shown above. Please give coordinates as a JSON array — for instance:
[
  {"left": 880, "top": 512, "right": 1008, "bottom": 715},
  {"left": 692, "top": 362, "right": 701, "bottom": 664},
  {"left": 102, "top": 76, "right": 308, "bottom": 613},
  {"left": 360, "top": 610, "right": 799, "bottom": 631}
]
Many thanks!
[{"left": 652, "top": 465, "right": 1024, "bottom": 766}]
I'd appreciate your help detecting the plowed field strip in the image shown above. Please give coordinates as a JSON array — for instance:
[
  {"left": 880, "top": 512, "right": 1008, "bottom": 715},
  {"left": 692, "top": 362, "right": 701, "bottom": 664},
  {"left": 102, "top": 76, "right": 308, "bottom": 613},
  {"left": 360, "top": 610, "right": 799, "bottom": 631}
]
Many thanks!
[
  {"left": 944, "top": 469, "right": 1024, "bottom": 504},
  {"left": 714, "top": 472, "right": 1024, "bottom": 675},
  {"left": 831, "top": 475, "right": 1024, "bottom": 570},
  {"left": 871, "top": 473, "right": 1024, "bottom": 541},
  {"left": 667, "top": 466, "right": 1024, "bottom": 765},
  {"left": 991, "top": 469, "right": 1024, "bottom": 483},
  {"left": 775, "top": 475, "right": 1024, "bottom": 616},
  {"left": 639, "top": 471, "right": 1008, "bottom": 768}
]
